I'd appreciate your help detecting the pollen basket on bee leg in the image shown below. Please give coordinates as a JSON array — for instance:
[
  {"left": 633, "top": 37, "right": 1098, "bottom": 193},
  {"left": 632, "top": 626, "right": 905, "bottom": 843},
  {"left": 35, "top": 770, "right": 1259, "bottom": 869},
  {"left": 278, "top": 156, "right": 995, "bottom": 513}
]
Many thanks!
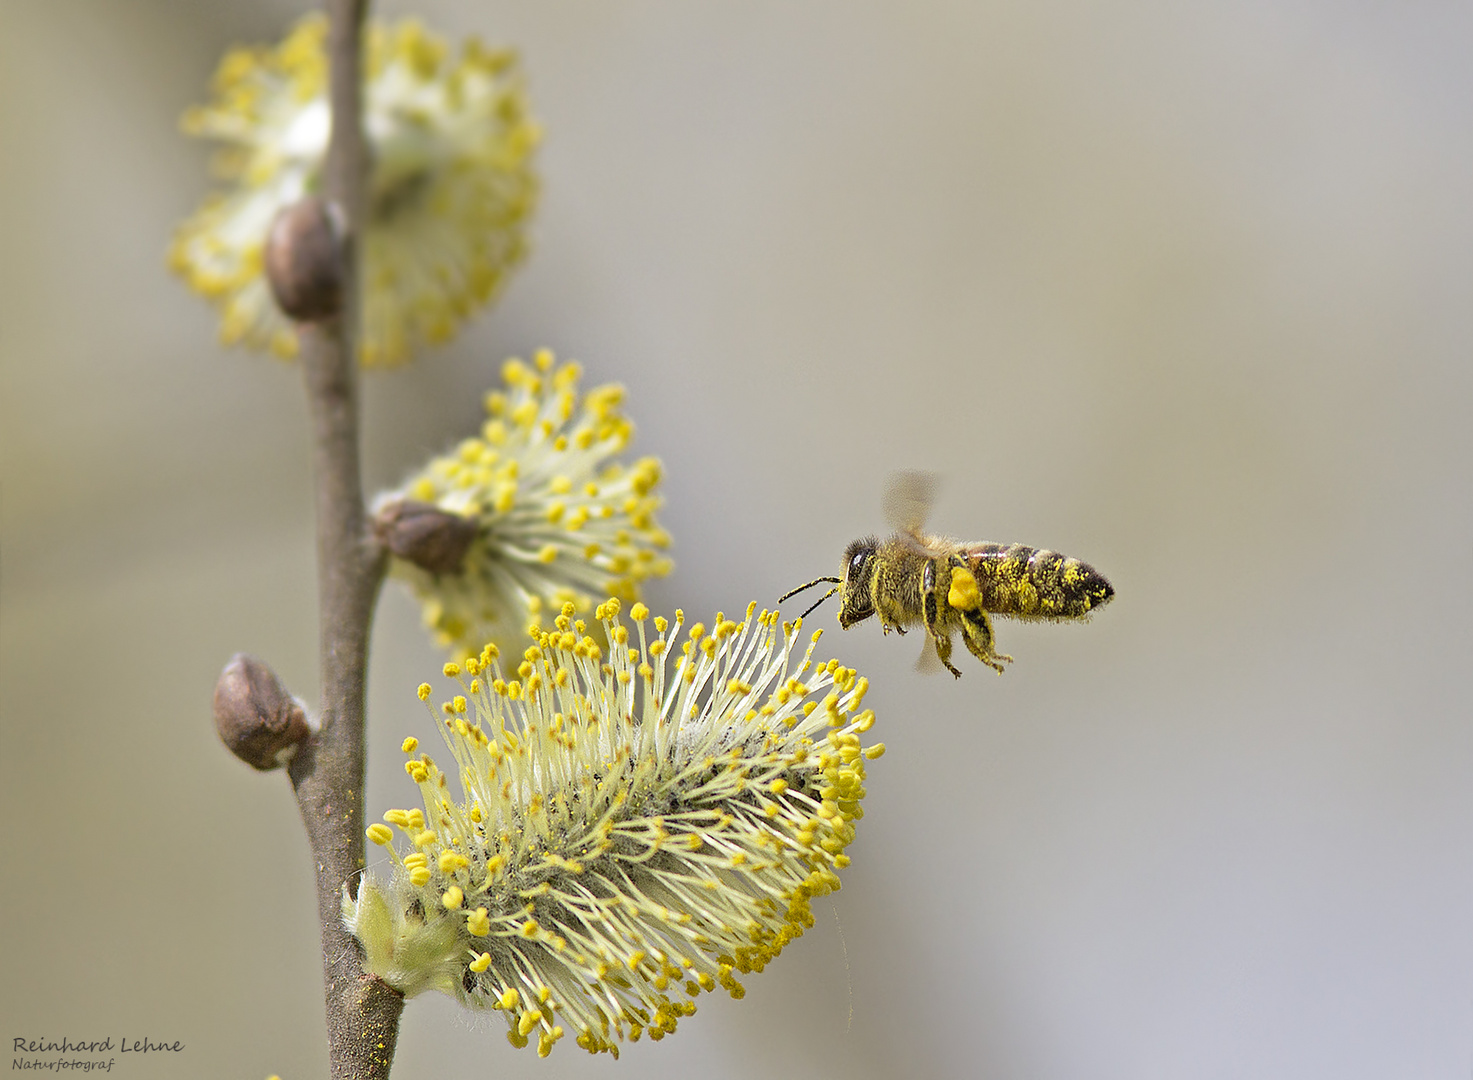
[{"left": 946, "top": 567, "right": 980, "bottom": 610}]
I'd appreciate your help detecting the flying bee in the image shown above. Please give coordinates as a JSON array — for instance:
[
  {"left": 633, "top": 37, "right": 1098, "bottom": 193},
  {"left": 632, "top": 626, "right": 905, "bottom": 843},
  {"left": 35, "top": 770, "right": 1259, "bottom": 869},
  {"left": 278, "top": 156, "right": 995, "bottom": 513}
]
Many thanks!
[{"left": 780, "top": 471, "right": 1114, "bottom": 677}]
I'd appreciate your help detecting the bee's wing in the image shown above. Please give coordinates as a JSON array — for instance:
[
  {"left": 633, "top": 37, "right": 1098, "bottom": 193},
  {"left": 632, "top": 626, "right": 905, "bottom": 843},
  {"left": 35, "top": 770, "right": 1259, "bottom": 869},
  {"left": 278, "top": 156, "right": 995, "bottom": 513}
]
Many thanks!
[
  {"left": 914, "top": 634, "right": 946, "bottom": 675},
  {"left": 882, "top": 470, "right": 937, "bottom": 534}
]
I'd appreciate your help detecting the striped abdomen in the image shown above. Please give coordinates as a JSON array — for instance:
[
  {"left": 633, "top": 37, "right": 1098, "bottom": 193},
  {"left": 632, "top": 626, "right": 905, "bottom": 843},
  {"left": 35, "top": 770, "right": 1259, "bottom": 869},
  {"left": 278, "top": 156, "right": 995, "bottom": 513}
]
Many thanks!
[{"left": 962, "top": 543, "right": 1114, "bottom": 620}]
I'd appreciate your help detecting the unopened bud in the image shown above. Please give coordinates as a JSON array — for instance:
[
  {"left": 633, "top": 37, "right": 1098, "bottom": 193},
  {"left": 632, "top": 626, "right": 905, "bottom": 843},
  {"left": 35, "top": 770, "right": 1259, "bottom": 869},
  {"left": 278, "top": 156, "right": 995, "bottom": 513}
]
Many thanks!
[
  {"left": 374, "top": 499, "right": 479, "bottom": 575},
  {"left": 213, "top": 654, "right": 310, "bottom": 770},
  {"left": 264, "top": 196, "right": 345, "bottom": 321}
]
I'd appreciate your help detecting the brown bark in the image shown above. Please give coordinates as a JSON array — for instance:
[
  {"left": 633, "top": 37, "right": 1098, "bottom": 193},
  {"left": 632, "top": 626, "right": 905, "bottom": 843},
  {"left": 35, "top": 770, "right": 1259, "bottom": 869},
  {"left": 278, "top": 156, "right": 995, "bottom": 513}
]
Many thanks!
[{"left": 285, "top": 1, "right": 403, "bottom": 1076}]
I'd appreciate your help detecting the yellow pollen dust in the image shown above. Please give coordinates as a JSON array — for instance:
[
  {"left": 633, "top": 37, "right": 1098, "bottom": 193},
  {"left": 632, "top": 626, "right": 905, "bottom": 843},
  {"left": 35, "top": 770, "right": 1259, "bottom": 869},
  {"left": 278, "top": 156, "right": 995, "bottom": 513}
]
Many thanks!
[
  {"left": 948, "top": 567, "right": 980, "bottom": 610},
  {"left": 350, "top": 598, "right": 879, "bottom": 1057}
]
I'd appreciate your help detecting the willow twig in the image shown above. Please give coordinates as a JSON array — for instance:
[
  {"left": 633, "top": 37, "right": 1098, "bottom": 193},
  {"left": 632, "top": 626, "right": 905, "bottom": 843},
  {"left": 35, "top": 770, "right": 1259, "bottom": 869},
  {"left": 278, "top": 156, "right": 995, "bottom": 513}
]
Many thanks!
[{"left": 284, "top": 1, "right": 401, "bottom": 1076}]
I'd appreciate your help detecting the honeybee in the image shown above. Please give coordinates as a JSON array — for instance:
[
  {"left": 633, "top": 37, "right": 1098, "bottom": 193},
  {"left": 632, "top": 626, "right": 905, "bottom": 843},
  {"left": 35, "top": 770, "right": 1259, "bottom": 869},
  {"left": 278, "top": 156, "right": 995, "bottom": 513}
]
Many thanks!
[{"left": 780, "top": 472, "right": 1114, "bottom": 677}]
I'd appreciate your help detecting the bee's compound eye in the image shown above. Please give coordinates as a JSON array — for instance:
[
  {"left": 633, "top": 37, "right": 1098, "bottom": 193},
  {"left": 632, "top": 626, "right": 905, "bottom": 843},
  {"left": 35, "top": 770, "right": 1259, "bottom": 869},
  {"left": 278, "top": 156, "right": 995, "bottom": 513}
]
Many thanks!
[{"left": 849, "top": 550, "right": 868, "bottom": 576}]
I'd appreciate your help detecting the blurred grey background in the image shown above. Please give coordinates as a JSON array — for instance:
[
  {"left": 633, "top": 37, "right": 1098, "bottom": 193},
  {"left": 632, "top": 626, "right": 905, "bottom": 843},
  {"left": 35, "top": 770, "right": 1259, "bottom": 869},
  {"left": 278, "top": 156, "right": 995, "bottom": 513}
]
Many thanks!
[{"left": 3, "top": 1, "right": 1471, "bottom": 1077}]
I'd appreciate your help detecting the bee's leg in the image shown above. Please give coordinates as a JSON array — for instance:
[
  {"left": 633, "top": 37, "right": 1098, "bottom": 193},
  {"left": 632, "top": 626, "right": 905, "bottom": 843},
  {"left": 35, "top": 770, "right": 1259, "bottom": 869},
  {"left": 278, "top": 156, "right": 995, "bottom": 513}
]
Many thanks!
[
  {"left": 944, "top": 555, "right": 1011, "bottom": 674},
  {"left": 922, "top": 560, "right": 940, "bottom": 631},
  {"left": 959, "top": 607, "right": 1012, "bottom": 674},
  {"left": 923, "top": 560, "right": 963, "bottom": 678},
  {"left": 932, "top": 629, "right": 962, "bottom": 678}
]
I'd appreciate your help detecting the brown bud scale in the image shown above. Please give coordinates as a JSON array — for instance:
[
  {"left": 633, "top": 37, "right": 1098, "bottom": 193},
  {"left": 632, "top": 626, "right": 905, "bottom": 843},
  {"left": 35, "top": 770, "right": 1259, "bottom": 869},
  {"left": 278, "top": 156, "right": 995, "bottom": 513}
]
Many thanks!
[
  {"left": 264, "top": 197, "right": 346, "bottom": 322},
  {"left": 373, "top": 499, "right": 479, "bottom": 576},
  {"left": 214, "top": 653, "right": 310, "bottom": 771}
]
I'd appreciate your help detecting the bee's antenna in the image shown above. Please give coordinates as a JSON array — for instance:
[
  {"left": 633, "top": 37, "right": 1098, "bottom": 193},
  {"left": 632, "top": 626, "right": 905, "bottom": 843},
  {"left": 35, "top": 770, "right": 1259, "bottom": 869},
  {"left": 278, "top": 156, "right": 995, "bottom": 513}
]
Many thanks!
[
  {"left": 778, "top": 576, "right": 840, "bottom": 604},
  {"left": 798, "top": 586, "right": 840, "bottom": 621},
  {"left": 778, "top": 576, "right": 842, "bottom": 621}
]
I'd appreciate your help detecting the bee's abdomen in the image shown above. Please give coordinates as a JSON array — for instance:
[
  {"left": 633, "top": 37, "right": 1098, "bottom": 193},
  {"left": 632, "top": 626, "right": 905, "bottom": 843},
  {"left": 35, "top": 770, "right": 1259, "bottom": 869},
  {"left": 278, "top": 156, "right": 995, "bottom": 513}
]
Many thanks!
[{"left": 965, "top": 543, "right": 1114, "bottom": 619}]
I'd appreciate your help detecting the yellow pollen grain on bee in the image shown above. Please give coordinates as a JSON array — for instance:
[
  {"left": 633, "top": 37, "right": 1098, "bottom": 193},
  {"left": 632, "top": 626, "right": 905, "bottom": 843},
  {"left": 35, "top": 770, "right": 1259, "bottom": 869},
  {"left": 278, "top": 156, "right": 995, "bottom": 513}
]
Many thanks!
[{"left": 948, "top": 566, "right": 980, "bottom": 610}]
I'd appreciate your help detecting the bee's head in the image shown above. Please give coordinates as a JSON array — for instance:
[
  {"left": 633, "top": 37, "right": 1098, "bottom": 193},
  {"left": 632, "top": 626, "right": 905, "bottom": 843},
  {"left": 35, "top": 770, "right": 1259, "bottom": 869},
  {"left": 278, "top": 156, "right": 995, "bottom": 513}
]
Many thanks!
[{"left": 838, "top": 536, "right": 879, "bottom": 628}]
